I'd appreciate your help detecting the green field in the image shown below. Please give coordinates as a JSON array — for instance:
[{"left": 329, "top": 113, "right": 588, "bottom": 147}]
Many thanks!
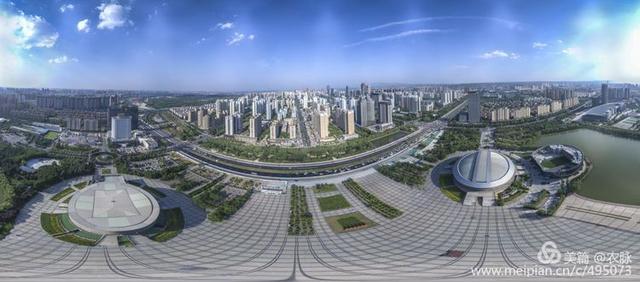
[
  {"left": 438, "top": 174, "right": 465, "bottom": 203},
  {"left": 325, "top": 212, "right": 376, "bottom": 233},
  {"left": 148, "top": 208, "right": 184, "bottom": 242},
  {"left": 313, "top": 183, "right": 338, "bottom": 194},
  {"left": 317, "top": 194, "right": 351, "bottom": 212},
  {"left": 50, "top": 187, "right": 76, "bottom": 202},
  {"left": 541, "top": 156, "right": 571, "bottom": 168},
  {"left": 0, "top": 172, "right": 14, "bottom": 212},
  {"left": 376, "top": 162, "right": 432, "bottom": 186},
  {"left": 44, "top": 131, "right": 59, "bottom": 140},
  {"left": 74, "top": 181, "right": 88, "bottom": 189},
  {"left": 440, "top": 185, "right": 465, "bottom": 203},
  {"left": 40, "top": 213, "right": 102, "bottom": 246}
]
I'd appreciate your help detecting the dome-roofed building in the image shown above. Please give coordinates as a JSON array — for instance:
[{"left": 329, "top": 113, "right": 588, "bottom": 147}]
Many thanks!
[{"left": 453, "top": 149, "right": 516, "bottom": 193}]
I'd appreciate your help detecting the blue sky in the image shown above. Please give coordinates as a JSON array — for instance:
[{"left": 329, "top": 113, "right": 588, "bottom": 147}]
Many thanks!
[{"left": 1, "top": 0, "right": 639, "bottom": 91}]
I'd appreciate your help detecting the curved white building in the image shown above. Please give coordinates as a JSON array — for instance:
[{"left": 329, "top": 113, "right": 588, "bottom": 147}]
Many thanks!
[
  {"left": 453, "top": 150, "right": 516, "bottom": 192},
  {"left": 68, "top": 176, "right": 160, "bottom": 235}
]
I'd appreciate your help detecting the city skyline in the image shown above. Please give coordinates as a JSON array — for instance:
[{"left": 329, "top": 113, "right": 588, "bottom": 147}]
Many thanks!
[{"left": 1, "top": 0, "right": 640, "bottom": 91}]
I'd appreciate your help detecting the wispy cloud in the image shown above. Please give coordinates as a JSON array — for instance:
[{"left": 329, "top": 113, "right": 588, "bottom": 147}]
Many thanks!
[
  {"left": 360, "top": 16, "right": 521, "bottom": 32},
  {"left": 345, "top": 29, "right": 449, "bottom": 47},
  {"left": 48, "top": 55, "right": 78, "bottom": 64},
  {"left": 77, "top": 19, "right": 90, "bottom": 33},
  {"left": 562, "top": 47, "right": 579, "bottom": 56},
  {"left": 480, "top": 50, "right": 519, "bottom": 59},
  {"left": 532, "top": 42, "right": 548, "bottom": 49},
  {"left": 59, "top": 4, "right": 74, "bottom": 13},
  {"left": 216, "top": 22, "right": 234, "bottom": 30},
  {"left": 227, "top": 32, "right": 255, "bottom": 46}
]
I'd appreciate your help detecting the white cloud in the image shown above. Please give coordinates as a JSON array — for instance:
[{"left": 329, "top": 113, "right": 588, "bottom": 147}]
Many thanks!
[
  {"left": 360, "top": 16, "right": 521, "bottom": 32},
  {"left": 59, "top": 4, "right": 74, "bottom": 13},
  {"left": 97, "top": 3, "right": 130, "bottom": 30},
  {"left": 562, "top": 47, "right": 579, "bottom": 56},
  {"left": 77, "top": 19, "right": 90, "bottom": 33},
  {"left": 227, "top": 32, "right": 254, "bottom": 46},
  {"left": 0, "top": 11, "right": 56, "bottom": 86},
  {"left": 48, "top": 55, "right": 78, "bottom": 64},
  {"left": 216, "top": 22, "right": 234, "bottom": 30},
  {"left": 8, "top": 13, "right": 59, "bottom": 49},
  {"left": 345, "top": 29, "right": 449, "bottom": 47},
  {"left": 480, "top": 50, "right": 520, "bottom": 59},
  {"left": 532, "top": 42, "right": 548, "bottom": 49}
]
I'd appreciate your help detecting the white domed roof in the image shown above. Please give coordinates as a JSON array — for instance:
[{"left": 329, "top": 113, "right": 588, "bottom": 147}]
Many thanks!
[{"left": 453, "top": 150, "right": 516, "bottom": 191}]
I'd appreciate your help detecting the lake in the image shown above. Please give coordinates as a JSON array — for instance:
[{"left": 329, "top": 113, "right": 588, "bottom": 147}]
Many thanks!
[{"left": 536, "top": 128, "right": 640, "bottom": 206}]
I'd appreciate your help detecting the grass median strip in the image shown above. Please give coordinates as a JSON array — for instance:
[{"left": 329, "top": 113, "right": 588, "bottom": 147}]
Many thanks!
[{"left": 342, "top": 178, "right": 402, "bottom": 219}]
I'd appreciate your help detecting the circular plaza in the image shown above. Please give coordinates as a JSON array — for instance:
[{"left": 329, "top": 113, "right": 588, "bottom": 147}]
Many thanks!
[{"left": 67, "top": 176, "right": 161, "bottom": 235}]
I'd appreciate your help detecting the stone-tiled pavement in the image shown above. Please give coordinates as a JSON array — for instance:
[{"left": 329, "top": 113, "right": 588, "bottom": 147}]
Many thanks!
[{"left": 0, "top": 172, "right": 638, "bottom": 281}]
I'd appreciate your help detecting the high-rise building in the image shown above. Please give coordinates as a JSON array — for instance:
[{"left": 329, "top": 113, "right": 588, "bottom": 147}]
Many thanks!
[
  {"left": 601, "top": 83, "right": 609, "bottom": 104},
  {"left": 233, "top": 113, "right": 243, "bottom": 134},
  {"left": 512, "top": 107, "right": 531, "bottom": 120},
  {"left": 550, "top": 100, "right": 563, "bottom": 112},
  {"left": 490, "top": 107, "right": 510, "bottom": 122},
  {"left": 269, "top": 122, "right": 279, "bottom": 139},
  {"left": 468, "top": 92, "right": 481, "bottom": 123},
  {"left": 199, "top": 114, "right": 210, "bottom": 130},
  {"left": 265, "top": 101, "right": 272, "bottom": 120},
  {"left": 360, "top": 82, "right": 370, "bottom": 96},
  {"left": 288, "top": 120, "right": 298, "bottom": 139},
  {"left": 224, "top": 115, "right": 234, "bottom": 136},
  {"left": 249, "top": 115, "right": 262, "bottom": 138},
  {"left": 188, "top": 110, "right": 198, "bottom": 123},
  {"left": 379, "top": 100, "right": 393, "bottom": 124},
  {"left": 197, "top": 109, "right": 208, "bottom": 128},
  {"left": 110, "top": 115, "right": 132, "bottom": 142},
  {"left": 312, "top": 111, "right": 329, "bottom": 139},
  {"left": 536, "top": 104, "right": 551, "bottom": 116}
]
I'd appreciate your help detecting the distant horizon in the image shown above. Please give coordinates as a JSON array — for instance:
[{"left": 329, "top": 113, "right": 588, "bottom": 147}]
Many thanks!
[{"left": 2, "top": 79, "right": 636, "bottom": 94}]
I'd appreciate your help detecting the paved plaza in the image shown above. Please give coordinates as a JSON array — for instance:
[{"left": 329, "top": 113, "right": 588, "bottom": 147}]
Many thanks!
[{"left": 0, "top": 171, "right": 638, "bottom": 281}]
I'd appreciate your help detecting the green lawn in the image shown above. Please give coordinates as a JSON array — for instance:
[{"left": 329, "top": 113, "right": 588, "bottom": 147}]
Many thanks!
[
  {"left": 440, "top": 186, "right": 465, "bottom": 203},
  {"left": 50, "top": 187, "right": 76, "bottom": 202},
  {"left": 149, "top": 208, "right": 184, "bottom": 242},
  {"left": 40, "top": 213, "right": 101, "bottom": 246},
  {"left": 325, "top": 212, "right": 376, "bottom": 233},
  {"left": 541, "top": 156, "right": 571, "bottom": 168},
  {"left": 317, "top": 194, "right": 351, "bottom": 212},
  {"left": 44, "top": 131, "right": 59, "bottom": 140},
  {"left": 74, "top": 181, "right": 88, "bottom": 189},
  {"left": 313, "top": 183, "right": 338, "bottom": 194},
  {"left": 437, "top": 174, "right": 465, "bottom": 203},
  {"left": 438, "top": 174, "right": 455, "bottom": 187},
  {"left": 118, "top": 235, "right": 135, "bottom": 247}
]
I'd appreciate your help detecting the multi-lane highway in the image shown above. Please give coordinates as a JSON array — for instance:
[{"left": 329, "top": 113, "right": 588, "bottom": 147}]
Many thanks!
[{"left": 142, "top": 117, "right": 445, "bottom": 178}]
